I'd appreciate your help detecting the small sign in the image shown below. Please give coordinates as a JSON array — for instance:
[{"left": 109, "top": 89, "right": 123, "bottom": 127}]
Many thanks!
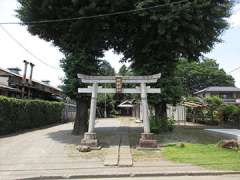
[{"left": 115, "top": 77, "right": 123, "bottom": 93}]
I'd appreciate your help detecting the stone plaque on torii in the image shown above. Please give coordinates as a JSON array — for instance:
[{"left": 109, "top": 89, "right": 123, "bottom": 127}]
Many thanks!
[{"left": 78, "top": 73, "right": 161, "bottom": 148}]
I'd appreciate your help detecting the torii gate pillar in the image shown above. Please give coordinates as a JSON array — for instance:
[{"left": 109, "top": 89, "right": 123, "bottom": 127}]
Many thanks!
[
  {"left": 138, "top": 82, "right": 158, "bottom": 148},
  {"left": 78, "top": 73, "right": 161, "bottom": 148},
  {"left": 80, "top": 83, "right": 99, "bottom": 147}
]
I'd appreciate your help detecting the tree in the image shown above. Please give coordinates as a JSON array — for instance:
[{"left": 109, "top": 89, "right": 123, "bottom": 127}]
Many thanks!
[
  {"left": 176, "top": 58, "right": 235, "bottom": 95},
  {"left": 126, "top": 0, "right": 232, "bottom": 119},
  {"left": 204, "top": 96, "right": 223, "bottom": 122},
  {"left": 60, "top": 53, "right": 100, "bottom": 134},
  {"left": 98, "top": 60, "right": 115, "bottom": 76},
  {"left": 118, "top": 65, "right": 132, "bottom": 76},
  {"left": 17, "top": 0, "right": 233, "bottom": 127},
  {"left": 96, "top": 60, "right": 115, "bottom": 118}
]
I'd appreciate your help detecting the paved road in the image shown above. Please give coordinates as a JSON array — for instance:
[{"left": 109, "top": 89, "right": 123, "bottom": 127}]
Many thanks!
[
  {"left": 0, "top": 122, "right": 103, "bottom": 179},
  {"left": 66, "top": 175, "right": 240, "bottom": 180},
  {"left": 0, "top": 118, "right": 235, "bottom": 180}
]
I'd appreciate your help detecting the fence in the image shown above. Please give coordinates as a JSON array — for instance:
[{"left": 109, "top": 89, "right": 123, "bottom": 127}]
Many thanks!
[
  {"left": 167, "top": 104, "right": 186, "bottom": 124},
  {"left": 62, "top": 103, "right": 76, "bottom": 121}
]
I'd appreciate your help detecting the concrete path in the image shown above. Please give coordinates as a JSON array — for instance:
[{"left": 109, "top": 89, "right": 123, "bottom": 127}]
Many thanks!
[
  {"left": 205, "top": 129, "right": 240, "bottom": 141},
  {"left": 0, "top": 117, "right": 227, "bottom": 180},
  {"left": 103, "top": 134, "right": 120, "bottom": 166},
  {"left": 101, "top": 118, "right": 133, "bottom": 167},
  {"left": 119, "top": 134, "right": 132, "bottom": 167},
  {"left": 61, "top": 174, "right": 240, "bottom": 180},
  {"left": 0, "top": 122, "right": 103, "bottom": 180}
]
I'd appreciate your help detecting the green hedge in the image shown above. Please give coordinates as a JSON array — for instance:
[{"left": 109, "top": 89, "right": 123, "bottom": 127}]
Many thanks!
[{"left": 0, "top": 96, "right": 64, "bottom": 135}]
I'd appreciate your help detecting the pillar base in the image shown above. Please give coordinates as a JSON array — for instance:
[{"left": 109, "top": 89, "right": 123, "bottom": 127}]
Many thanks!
[
  {"left": 80, "top": 132, "right": 98, "bottom": 147},
  {"left": 139, "top": 133, "right": 158, "bottom": 148}
]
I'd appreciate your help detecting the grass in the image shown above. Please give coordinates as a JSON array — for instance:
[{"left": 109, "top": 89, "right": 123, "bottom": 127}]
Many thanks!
[
  {"left": 162, "top": 143, "right": 240, "bottom": 171},
  {"left": 155, "top": 127, "right": 222, "bottom": 144},
  {"left": 132, "top": 149, "right": 162, "bottom": 161},
  {"left": 130, "top": 126, "right": 240, "bottom": 171}
]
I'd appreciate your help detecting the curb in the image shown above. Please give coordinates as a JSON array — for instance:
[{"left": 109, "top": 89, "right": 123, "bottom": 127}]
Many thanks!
[{"left": 22, "top": 171, "right": 240, "bottom": 179}]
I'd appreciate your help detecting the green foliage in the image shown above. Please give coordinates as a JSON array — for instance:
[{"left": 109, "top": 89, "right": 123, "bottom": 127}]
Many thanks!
[
  {"left": 60, "top": 52, "right": 101, "bottom": 99},
  {"left": 0, "top": 96, "right": 64, "bottom": 135},
  {"left": 205, "top": 96, "right": 223, "bottom": 108},
  {"left": 162, "top": 143, "right": 240, "bottom": 171},
  {"left": 177, "top": 58, "right": 235, "bottom": 95},
  {"left": 118, "top": 65, "right": 133, "bottom": 76},
  {"left": 149, "top": 114, "right": 160, "bottom": 134},
  {"left": 16, "top": 0, "right": 234, "bottom": 123},
  {"left": 185, "top": 96, "right": 223, "bottom": 125},
  {"left": 97, "top": 93, "right": 116, "bottom": 117},
  {"left": 149, "top": 114, "right": 175, "bottom": 134},
  {"left": 187, "top": 96, "right": 240, "bottom": 127},
  {"left": 96, "top": 60, "right": 116, "bottom": 117},
  {"left": 219, "top": 104, "right": 240, "bottom": 127},
  {"left": 204, "top": 96, "right": 223, "bottom": 123},
  {"left": 17, "top": 0, "right": 233, "bottom": 102},
  {"left": 98, "top": 60, "right": 115, "bottom": 76}
]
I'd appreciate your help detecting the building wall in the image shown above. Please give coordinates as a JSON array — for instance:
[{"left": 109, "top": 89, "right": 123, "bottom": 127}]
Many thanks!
[
  {"left": 0, "top": 76, "right": 9, "bottom": 86},
  {"left": 0, "top": 69, "right": 9, "bottom": 76},
  {"left": 0, "top": 68, "right": 63, "bottom": 100},
  {"left": 0, "top": 89, "right": 8, "bottom": 96},
  {"left": 197, "top": 91, "right": 240, "bottom": 104}
]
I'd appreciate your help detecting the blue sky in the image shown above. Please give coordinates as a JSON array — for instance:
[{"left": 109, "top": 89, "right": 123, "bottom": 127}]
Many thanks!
[
  {"left": 0, "top": 0, "right": 239, "bottom": 87},
  {"left": 206, "top": 26, "right": 240, "bottom": 86},
  {"left": 206, "top": 4, "right": 240, "bottom": 86}
]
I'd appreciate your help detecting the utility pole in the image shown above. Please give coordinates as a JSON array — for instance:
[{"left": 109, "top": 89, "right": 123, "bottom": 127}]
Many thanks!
[
  {"left": 22, "top": 60, "right": 29, "bottom": 98},
  {"left": 28, "top": 63, "right": 35, "bottom": 98}
]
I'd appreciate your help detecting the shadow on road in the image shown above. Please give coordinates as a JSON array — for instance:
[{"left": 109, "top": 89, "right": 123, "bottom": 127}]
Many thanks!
[
  {"left": 46, "top": 124, "right": 143, "bottom": 148},
  {"left": 47, "top": 129, "right": 82, "bottom": 145}
]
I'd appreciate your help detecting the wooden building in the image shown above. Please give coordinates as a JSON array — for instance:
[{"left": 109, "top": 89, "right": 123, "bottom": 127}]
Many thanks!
[
  {"left": 0, "top": 67, "right": 63, "bottom": 100},
  {"left": 118, "top": 100, "right": 142, "bottom": 120},
  {"left": 194, "top": 86, "right": 240, "bottom": 104}
]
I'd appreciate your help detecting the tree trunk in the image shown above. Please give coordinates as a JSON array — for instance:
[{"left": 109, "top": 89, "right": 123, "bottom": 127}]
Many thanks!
[
  {"left": 154, "top": 102, "right": 167, "bottom": 120},
  {"left": 72, "top": 98, "right": 88, "bottom": 135}
]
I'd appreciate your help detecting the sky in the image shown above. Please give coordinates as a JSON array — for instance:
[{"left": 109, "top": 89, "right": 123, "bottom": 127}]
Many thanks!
[{"left": 0, "top": 0, "right": 239, "bottom": 88}]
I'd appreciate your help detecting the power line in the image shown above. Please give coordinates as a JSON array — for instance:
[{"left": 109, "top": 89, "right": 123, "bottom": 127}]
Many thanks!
[
  {"left": 0, "top": 25, "right": 61, "bottom": 70},
  {"left": 0, "top": 0, "right": 190, "bottom": 25},
  {"left": 229, "top": 66, "right": 240, "bottom": 73}
]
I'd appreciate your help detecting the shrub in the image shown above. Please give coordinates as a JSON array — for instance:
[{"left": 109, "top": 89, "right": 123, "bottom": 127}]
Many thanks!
[
  {"left": 0, "top": 96, "right": 64, "bottom": 135},
  {"left": 203, "top": 96, "right": 223, "bottom": 125},
  {"left": 149, "top": 114, "right": 159, "bottom": 134},
  {"left": 149, "top": 114, "right": 175, "bottom": 134},
  {"left": 219, "top": 104, "right": 240, "bottom": 127},
  {"left": 159, "top": 117, "right": 175, "bottom": 132}
]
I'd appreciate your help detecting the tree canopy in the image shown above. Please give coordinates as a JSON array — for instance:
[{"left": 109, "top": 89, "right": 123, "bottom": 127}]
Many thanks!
[
  {"left": 176, "top": 58, "right": 235, "bottom": 95},
  {"left": 17, "top": 0, "right": 232, "bottom": 70},
  {"left": 17, "top": 0, "right": 233, "bottom": 125}
]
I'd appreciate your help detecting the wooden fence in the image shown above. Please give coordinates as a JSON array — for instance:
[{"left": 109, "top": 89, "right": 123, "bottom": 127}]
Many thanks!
[{"left": 167, "top": 104, "right": 187, "bottom": 124}]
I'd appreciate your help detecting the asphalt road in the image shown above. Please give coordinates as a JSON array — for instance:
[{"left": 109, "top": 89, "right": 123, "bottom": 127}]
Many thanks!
[{"left": 66, "top": 175, "right": 240, "bottom": 180}]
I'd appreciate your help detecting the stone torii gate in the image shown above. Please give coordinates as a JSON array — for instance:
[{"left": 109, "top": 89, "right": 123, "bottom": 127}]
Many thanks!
[{"left": 78, "top": 73, "right": 161, "bottom": 148}]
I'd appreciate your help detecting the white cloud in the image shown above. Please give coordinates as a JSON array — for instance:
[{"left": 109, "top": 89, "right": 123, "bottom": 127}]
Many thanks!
[
  {"left": 103, "top": 49, "right": 130, "bottom": 73},
  {"left": 229, "top": 4, "right": 240, "bottom": 27}
]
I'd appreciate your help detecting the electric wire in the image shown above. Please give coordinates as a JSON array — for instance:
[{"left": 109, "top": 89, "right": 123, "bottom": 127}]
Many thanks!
[
  {"left": 0, "top": 0, "right": 190, "bottom": 25},
  {"left": 0, "top": 25, "right": 61, "bottom": 70}
]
